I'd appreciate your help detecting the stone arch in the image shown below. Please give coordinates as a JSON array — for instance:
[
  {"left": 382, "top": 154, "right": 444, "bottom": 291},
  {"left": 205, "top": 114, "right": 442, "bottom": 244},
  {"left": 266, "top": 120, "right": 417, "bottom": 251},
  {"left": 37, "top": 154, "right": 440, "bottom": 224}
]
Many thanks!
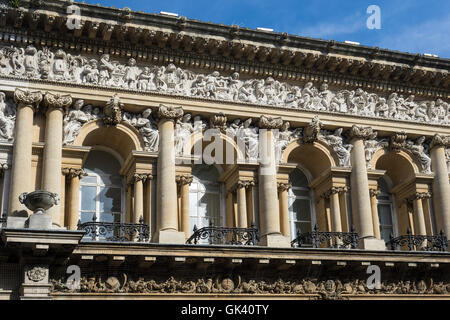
[
  {"left": 73, "top": 120, "right": 144, "bottom": 160},
  {"left": 282, "top": 139, "right": 337, "bottom": 179},
  {"left": 372, "top": 149, "right": 419, "bottom": 186}
]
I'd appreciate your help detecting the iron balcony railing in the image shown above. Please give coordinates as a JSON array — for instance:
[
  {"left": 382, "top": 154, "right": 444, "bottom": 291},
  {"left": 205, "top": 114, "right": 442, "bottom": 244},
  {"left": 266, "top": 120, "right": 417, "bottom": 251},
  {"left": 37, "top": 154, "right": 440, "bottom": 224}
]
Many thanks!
[
  {"left": 77, "top": 215, "right": 149, "bottom": 243},
  {"left": 291, "top": 224, "right": 359, "bottom": 249},
  {"left": 186, "top": 223, "right": 259, "bottom": 246},
  {"left": 388, "top": 228, "right": 448, "bottom": 252}
]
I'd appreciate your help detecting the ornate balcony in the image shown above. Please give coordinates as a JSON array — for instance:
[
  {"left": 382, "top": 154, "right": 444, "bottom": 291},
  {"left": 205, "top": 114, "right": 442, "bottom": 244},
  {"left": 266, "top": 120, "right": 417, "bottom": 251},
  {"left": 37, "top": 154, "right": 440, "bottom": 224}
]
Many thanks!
[
  {"left": 77, "top": 215, "right": 150, "bottom": 243},
  {"left": 388, "top": 228, "right": 448, "bottom": 252},
  {"left": 291, "top": 224, "right": 359, "bottom": 249},
  {"left": 186, "top": 223, "right": 259, "bottom": 246}
]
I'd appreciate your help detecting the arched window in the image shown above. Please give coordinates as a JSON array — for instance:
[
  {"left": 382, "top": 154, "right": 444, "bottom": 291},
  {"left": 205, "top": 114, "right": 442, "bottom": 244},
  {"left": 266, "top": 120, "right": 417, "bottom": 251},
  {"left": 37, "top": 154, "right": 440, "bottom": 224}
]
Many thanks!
[
  {"left": 79, "top": 150, "right": 124, "bottom": 227},
  {"left": 288, "top": 168, "right": 315, "bottom": 240},
  {"left": 189, "top": 165, "right": 224, "bottom": 234},
  {"left": 376, "top": 177, "right": 397, "bottom": 244}
]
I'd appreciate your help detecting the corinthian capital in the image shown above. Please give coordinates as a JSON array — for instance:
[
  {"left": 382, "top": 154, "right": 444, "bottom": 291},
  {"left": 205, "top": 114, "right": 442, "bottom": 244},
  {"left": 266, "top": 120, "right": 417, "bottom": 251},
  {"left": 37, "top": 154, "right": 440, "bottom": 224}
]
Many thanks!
[
  {"left": 44, "top": 92, "right": 72, "bottom": 113},
  {"left": 349, "top": 125, "right": 375, "bottom": 141},
  {"left": 258, "top": 115, "right": 283, "bottom": 130},
  {"left": 390, "top": 131, "right": 408, "bottom": 152},
  {"left": 176, "top": 175, "right": 193, "bottom": 186},
  {"left": 430, "top": 134, "right": 450, "bottom": 150},
  {"left": 277, "top": 182, "right": 292, "bottom": 192},
  {"left": 158, "top": 104, "right": 184, "bottom": 121},
  {"left": 14, "top": 89, "right": 42, "bottom": 111},
  {"left": 62, "top": 168, "right": 86, "bottom": 180}
]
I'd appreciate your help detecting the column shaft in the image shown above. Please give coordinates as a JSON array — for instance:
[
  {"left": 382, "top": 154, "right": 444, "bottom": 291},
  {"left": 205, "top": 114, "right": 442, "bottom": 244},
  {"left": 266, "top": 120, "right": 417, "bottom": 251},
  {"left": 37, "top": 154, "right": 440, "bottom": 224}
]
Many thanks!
[
  {"left": 236, "top": 185, "right": 247, "bottom": 228},
  {"left": 279, "top": 188, "right": 290, "bottom": 238},
  {"left": 180, "top": 183, "right": 190, "bottom": 236},
  {"left": 226, "top": 192, "right": 234, "bottom": 228},
  {"left": 9, "top": 105, "right": 35, "bottom": 215},
  {"left": 413, "top": 198, "right": 427, "bottom": 236},
  {"left": 370, "top": 194, "right": 381, "bottom": 240},
  {"left": 330, "top": 192, "right": 342, "bottom": 232},
  {"left": 67, "top": 175, "right": 80, "bottom": 230},
  {"left": 350, "top": 138, "right": 374, "bottom": 238},
  {"left": 133, "top": 179, "right": 144, "bottom": 223},
  {"left": 431, "top": 146, "right": 450, "bottom": 236},
  {"left": 42, "top": 108, "right": 64, "bottom": 224}
]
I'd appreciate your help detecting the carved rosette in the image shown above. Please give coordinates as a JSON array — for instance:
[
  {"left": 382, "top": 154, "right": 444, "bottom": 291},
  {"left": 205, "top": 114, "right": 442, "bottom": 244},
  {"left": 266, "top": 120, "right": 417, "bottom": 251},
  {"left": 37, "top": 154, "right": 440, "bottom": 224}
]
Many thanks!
[
  {"left": 258, "top": 115, "right": 283, "bottom": 130},
  {"left": 103, "top": 94, "right": 124, "bottom": 126},
  {"left": 27, "top": 266, "right": 48, "bottom": 283},
  {"left": 209, "top": 112, "right": 227, "bottom": 133},
  {"left": 277, "top": 182, "right": 292, "bottom": 192},
  {"left": 43, "top": 92, "right": 72, "bottom": 114},
  {"left": 13, "top": 89, "right": 42, "bottom": 111},
  {"left": 62, "top": 168, "right": 86, "bottom": 180},
  {"left": 390, "top": 131, "right": 408, "bottom": 152},
  {"left": 430, "top": 134, "right": 450, "bottom": 150},
  {"left": 349, "top": 125, "right": 375, "bottom": 141},
  {"left": 176, "top": 175, "right": 193, "bottom": 186},
  {"left": 158, "top": 104, "right": 184, "bottom": 122}
]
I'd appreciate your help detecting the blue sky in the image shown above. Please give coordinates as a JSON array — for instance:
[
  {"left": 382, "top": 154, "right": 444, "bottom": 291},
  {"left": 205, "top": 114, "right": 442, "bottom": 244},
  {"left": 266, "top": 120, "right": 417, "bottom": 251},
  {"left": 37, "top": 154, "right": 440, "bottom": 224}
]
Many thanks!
[{"left": 81, "top": 0, "right": 450, "bottom": 58}]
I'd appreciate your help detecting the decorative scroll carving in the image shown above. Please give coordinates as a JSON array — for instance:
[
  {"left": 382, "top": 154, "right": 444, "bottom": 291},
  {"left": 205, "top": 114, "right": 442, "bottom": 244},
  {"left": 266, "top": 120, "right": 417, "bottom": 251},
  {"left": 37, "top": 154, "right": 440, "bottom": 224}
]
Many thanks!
[
  {"left": 133, "top": 173, "right": 153, "bottom": 183},
  {"left": 51, "top": 273, "right": 450, "bottom": 299},
  {"left": 277, "top": 182, "right": 292, "bottom": 192},
  {"left": 0, "top": 45, "right": 448, "bottom": 126},
  {"left": 176, "top": 175, "right": 193, "bottom": 186},
  {"left": 62, "top": 168, "right": 86, "bottom": 180}
]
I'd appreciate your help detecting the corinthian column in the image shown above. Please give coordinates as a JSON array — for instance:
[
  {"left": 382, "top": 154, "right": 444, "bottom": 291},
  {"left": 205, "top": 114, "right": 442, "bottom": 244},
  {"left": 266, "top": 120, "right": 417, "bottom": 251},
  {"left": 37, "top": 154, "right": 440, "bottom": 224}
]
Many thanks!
[
  {"left": 155, "top": 104, "right": 185, "bottom": 244},
  {"left": 258, "top": 116, "right": 290, "bottom": 247},
  {"left": 235, "top": 181, "right": 248, "bottom": 228},
  {"left": 369, "top": 188, "right": 381, "bottom": 240},
  {"left": 349, "top": 125, "right": 385, "bottom": 250},
  {"left": 430, "top": 134, "right": 450, "bottom": 239},
  {"left": 62, "top": 168, "right": 85, "bottom": 230},
  {"left": 9, "top": 89, "right": 42, "bottom": 216},
  {"left": 42, "top": 92, "right": 72, "bottom": 226}
]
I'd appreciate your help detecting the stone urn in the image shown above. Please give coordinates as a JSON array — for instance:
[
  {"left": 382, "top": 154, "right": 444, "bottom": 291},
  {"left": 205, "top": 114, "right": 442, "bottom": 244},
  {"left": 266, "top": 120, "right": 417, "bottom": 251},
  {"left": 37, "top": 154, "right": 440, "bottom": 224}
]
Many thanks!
[{"left": 19, "top": 191, "right": 60, "bottom": 215}]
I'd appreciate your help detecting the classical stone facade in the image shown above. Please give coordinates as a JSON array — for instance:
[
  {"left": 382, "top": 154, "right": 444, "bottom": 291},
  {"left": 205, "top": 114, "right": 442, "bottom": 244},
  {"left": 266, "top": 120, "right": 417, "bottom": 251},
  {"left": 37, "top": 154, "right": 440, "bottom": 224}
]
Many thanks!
[{"left": 0, "top": 0, "right": 448, "bottom": 300}]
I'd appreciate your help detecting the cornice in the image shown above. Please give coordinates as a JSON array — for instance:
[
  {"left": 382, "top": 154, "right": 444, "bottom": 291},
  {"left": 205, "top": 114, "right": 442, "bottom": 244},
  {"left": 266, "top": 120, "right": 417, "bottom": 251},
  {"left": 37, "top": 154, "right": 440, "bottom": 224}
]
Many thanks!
[{"left": 0, "top": 0, "right": 448, "bottom": 96}]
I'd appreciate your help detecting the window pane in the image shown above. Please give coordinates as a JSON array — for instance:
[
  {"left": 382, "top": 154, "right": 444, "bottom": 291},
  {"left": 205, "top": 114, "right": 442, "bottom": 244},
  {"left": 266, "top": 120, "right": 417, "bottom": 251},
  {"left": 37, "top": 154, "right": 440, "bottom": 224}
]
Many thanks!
[
  {"left": 199, "top": 192, "right": 220, "bottom": 226},
  {"left": 380, "top": 226, "right": 393, "bottom": 243},
  {"left": 378, "top": 204, "right": 393, "bottom": 225},
  {"left": 80, "top": 186, "right": 96, "bottom": 211},
  {"left": 82, "top": 176, "right": 97, "bottom": 184},
  {"left": 80, "top": 212, "right": 94, "bottom": 224},
  {"left": 296, "top": 222, "right": 312, "bottom": 235},
  {"left": 99, "top": 212, "right": 120, "bottom": 223},
  {"left": 99, "top": 187, "right": 121, "bottom": 212},
  {"left": 292, "top": 199, "right": 311, "bottom": 221}
]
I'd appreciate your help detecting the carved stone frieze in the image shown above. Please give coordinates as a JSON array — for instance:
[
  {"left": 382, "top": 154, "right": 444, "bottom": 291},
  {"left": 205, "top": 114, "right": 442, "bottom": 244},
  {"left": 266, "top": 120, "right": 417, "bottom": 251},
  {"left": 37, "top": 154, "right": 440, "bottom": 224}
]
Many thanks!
[
  {"left": 0, "top": 45, "right": 448, "bottom": 126},
  {"left": 50, "top": 273, "right": 450, "bottom": 299}
]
